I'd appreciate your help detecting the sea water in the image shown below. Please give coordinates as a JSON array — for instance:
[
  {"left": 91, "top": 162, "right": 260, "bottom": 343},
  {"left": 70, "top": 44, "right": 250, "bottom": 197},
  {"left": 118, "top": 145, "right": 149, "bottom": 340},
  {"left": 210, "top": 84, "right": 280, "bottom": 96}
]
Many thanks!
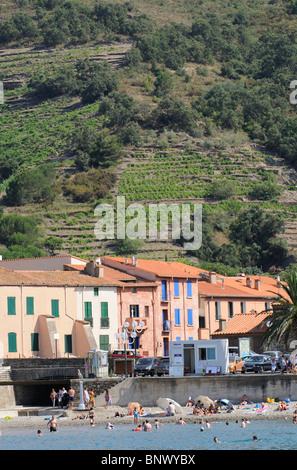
[{"left": 0, "top": 419, "right": 296, "bottom": 451}]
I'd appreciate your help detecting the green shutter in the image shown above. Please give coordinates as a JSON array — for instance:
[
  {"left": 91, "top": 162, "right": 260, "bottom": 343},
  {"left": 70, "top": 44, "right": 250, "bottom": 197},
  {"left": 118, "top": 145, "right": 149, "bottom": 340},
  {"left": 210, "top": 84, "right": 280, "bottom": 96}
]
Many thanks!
[
  {"left": 94, "top": 287, "right": 99, "bottom": 296},
  {"left": 26, "top": 297, "right": 34, "bottom": 315},
  {"left": 84, "top": 302, "right": 92, "bottom": 319},
  {"left": 8, "top": 332, "right": 17, "bottom": 352},
  {"left": 7, "top": 297, "right": 16, "bottom": 315},
  {"left": 31, "top": 333, "right": 39, "bottom": 351},
  {"left": 100, "top": 334, "right": 109, "bottom": 351},
  {"left": 100, "top": 302, "right": 108, "bottom": 318},
  {"left": 51, "top": 299, "right": 59, "bottom": 317}
]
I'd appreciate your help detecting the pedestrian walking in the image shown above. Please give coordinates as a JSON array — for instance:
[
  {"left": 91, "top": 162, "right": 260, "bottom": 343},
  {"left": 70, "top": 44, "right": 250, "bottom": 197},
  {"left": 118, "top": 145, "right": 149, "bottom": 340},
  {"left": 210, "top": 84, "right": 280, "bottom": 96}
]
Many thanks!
[
  {"left": 50, "top": 389, "right": 57, "bottom": 407},
  {"left": 68, "top": 386, "right": 75, "bottom": 409}
]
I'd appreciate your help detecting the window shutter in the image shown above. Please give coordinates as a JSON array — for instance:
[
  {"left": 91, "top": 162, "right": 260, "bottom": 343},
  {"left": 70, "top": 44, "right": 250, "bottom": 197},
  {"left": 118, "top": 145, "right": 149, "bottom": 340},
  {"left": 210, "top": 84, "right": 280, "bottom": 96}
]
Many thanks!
[{"left": 26, "top": 297, "right": 34, "bottom": 315}]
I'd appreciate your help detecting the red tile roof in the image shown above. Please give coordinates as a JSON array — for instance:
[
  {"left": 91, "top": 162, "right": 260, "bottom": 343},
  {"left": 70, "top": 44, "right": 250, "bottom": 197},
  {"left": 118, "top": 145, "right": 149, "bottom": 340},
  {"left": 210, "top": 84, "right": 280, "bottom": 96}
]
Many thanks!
[
  {"left": 212, "top": 312, "right": 271, "bottom": 336},
  {"left": 0, "top": 267, "right": 118, "bottom": 287},
  {"left": 104, "top": 257, "right": 204, "bottom": 278}
]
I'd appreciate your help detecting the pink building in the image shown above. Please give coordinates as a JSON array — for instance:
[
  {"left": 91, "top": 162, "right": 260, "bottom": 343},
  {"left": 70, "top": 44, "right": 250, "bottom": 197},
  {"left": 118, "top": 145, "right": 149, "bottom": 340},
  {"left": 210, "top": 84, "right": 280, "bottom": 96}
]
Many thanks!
[{"left": 102, "top": 257, "right": 201, "bottom": 357}]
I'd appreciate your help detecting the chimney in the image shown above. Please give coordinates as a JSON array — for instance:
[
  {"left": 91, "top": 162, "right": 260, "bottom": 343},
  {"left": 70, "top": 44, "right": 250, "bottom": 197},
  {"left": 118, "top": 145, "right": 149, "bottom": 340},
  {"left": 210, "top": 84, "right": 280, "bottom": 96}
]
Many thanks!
[
  {"left": 246, "top": 277, "right": 252, "bottom": 288},
  {"left": 209, "top": 272, "right": 217, "bottom": 284},
  {"left": 254, "top": 279, "right": 261, "bottom": 290},
  {"left": 84, "top": 261, "right": 104, "bottom": 278},
  {"left": 94, "top": 265, "right": 104, "bottom": 279}
]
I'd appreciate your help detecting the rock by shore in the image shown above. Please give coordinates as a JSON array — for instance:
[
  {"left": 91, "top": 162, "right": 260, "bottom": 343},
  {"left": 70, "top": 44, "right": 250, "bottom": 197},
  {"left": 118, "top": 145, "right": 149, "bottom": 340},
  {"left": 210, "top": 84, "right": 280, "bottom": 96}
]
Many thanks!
[{"left": 0, "top": 401, "right": 296, "bottom": 430}]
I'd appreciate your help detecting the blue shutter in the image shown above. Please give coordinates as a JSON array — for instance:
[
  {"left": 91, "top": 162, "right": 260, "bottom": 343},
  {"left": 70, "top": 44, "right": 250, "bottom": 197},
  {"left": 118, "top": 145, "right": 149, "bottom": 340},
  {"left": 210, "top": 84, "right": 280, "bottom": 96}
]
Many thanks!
[
  {"left": 187, "top": 308, "right": 193, "bottom": 325},
  {"left": 174, "top": 280, "right": 179, "bottom": 297},
  {"left": 161, "top": 280, "right": 167, "bottom": 301},
  {"left": 175, "top": 308, "right": 181, "bottom": 325},
  {"left": 187, "top": 280, "right": 192, "bottom": 297}
]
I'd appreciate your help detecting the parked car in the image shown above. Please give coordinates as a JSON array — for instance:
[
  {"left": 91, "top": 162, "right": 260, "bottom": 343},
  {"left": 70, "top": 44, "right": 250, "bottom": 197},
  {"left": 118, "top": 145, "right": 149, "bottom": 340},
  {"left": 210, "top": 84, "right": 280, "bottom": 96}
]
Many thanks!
[
  {"left": 134, "top": 357, "right": 159, "bottom": 376},
  {"left": 263, "top": 350, "right": 282, "bottom": 359},
  {"left": 241, "top": 355, "right": 272, "bottom": 373},
  {"left": 154, "top": 357, "right": 169, "bottom": 376},
  {"left": 111, "top": 349, "right": 145, "bottom": 358},
  {"left": 229, "top": 355, "right": 244, "bottom": 374}
]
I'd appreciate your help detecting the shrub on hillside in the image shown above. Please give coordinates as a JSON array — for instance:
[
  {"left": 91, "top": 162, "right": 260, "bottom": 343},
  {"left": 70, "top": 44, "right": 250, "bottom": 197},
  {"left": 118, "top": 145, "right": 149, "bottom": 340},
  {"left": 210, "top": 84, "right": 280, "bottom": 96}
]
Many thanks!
[
  {"left": 63, "top": 168, "right": 116, "bottom": 202},
  {"left": 5, "top": 164, "right": 56, "bottom": 206}
]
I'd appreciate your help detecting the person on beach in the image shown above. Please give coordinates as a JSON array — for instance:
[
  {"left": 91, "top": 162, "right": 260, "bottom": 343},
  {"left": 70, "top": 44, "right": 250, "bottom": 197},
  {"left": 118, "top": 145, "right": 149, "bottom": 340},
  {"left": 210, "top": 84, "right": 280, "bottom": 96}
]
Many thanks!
[
  {"left": 166, "top": 402, "right": 176, "bottom": 416},
  {"left": 132, "top": 424, "right": 142, "bottom": 431},
  {"left": 133, "top": 407, "right": 139, "bottom": 425},
  {"left": 47, "top": 415, "right": 59, "bottom": 432},
  {"left": 87, "top": 407, "right": 95, "bottom": 426},
  {"left": 176, "top": 417, "right": 186, "bottom": 425},
  {"left": 214, "top": 437, "right": 221, "bottom": 443},
  {"left": 186, "top": 397, "right": 194, "bottom": 407},
  {"left": 37, "top": 430, "right": 43, "bottom": 436},
  {"left": 68, "top": 386, "right": 75, "bottom": 410},
  {"left": 143, "top": 420, "right": 152, "bottom": 431},
  {"left": 89, "top": 388, "right": 95, "bottom": 408},
  {"left": 105, "top": 422, "right": 114, "bottom": 429},
  {"left": 50, "top": 389, "right": 57, "bottom": 407},
  {"left": 104, "top": 389, "right": 111, "bottom": 409},
  {"left": 154, "top": 419, "right": 164, "bottom": 428}
]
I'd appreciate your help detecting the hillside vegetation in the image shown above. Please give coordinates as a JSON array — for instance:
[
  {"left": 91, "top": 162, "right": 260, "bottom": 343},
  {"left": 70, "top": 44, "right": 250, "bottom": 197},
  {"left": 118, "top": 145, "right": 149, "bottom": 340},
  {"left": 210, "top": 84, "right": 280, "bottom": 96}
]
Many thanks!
[{"left": 1, "top": 0, "right": 297, "bottom": 276}]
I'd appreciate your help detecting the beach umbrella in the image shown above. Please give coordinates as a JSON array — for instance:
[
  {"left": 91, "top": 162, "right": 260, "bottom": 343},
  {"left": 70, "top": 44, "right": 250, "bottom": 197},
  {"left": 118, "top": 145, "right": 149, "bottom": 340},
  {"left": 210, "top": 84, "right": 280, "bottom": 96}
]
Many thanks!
[
  {"left": 156, "top": 397, "right": 183, "bottom": 413},
  {"left": 127, "top": 402, "right": 141, "bottom": 415},
  {"left": 195, "top": 395, "right": 214, "bottom": 407}
]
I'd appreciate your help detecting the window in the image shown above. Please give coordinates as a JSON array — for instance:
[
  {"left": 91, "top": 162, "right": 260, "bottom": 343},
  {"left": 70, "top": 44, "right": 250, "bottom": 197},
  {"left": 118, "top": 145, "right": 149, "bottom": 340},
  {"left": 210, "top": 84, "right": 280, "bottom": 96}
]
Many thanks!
[
  {"left": 100, "top": 302, "right": 109, "bottom": 327},
  {"left": 7, "top": 297, "right": 16, "bottom": 315},
  {"left": 161, "top": 280, "right": 167, "bottom": 301},
  {"left": 215, "top": 301, "right": 221, "bottom": 320},
  {"left": 51, "top": 299, "right": 59, "bottom": 318},
  {"left": 174, "top": 280, "right": 180, "bottom": 297},
  {"left": 26, "top": 297, "right": 34, "bottom": 315},
  {"left": 265, "top": 302, "right": 271, "bottom": 311},
  {"left": 100, "top": 334, "right": 109, "bottom": 351},
  {"left": 84, "top": 302, "right": 92, "bottom": 320},
  {"left": 130, "top": 305, "right": 139, "bottom": 317},
  {"left": 64, "top": 335, "right": 72, "bottom": 354},
  {"left": 187, "top": 280, "right": 192, "bottom": 297},
  {"left": 131, "top": 287, "right": 137, "bottom": 293},
  {"left": 199, "top": 347, "right": 216, "bottom": 361},
  {"left": 8, "top": 332, "right": 17, "bottom": 352},
  {"left": 31, "top": 333, "right": 39, "bottom": 351},
  {"left": 144, "top": 306, "right": 149, "bottom": 317},
  {"left": 199, "top": 316, "right": 206, "bottom": 328},
  {"left": 175, "top": 308, "right": 181, "bottom": 325},
  {"left": 187, "top": 308, "right": 193, "bottom": 325},
  {"left": 228, "top": 301, "right": 234, "bottom": 319},
  {"left": 240, "top": 301, "right": 246, "bottom": 313},
  {"left": 94, "top": 287, "right": 99, "bottom": 296}
]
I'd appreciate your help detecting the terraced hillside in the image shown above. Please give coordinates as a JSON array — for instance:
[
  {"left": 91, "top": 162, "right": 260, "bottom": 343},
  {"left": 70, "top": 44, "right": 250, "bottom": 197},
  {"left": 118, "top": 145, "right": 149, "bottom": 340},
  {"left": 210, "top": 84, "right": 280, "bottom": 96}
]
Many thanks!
[{"left": 1, "top": 0, "right": 297, "bottom": 274}]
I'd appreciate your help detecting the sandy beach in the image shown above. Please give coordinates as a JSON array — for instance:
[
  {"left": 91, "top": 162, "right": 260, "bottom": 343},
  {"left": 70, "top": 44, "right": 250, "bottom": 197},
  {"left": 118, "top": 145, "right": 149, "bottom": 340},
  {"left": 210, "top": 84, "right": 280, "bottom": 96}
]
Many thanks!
[{"left": 0, "top": 401, "right": 296, "bottom": 430}]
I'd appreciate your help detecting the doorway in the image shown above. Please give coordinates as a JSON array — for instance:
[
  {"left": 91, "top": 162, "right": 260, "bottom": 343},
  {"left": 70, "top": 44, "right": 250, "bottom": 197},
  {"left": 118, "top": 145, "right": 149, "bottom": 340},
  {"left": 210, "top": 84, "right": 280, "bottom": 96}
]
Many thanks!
[{"left": 183, "top": 343, "right": 195, "bottom": 374}]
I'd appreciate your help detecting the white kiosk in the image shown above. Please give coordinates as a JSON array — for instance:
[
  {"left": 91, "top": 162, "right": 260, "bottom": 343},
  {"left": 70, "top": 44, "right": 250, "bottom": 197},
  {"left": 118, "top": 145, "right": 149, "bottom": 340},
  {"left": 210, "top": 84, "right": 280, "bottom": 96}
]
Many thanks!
[
  {"left": 169, "top": 339, "right": 229, "bottom": 376},
  {"left": 85, "top": 349, "right": 109, "bottom": 378}
]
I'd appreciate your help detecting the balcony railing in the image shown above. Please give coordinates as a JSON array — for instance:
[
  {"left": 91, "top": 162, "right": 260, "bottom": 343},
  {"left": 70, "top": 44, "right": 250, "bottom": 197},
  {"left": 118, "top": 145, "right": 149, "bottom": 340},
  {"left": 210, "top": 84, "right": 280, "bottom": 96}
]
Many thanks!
[
  {"left": 162, "top": 320, "right": 172, "bottom": 331},
  {"left": 100, "top": 317, "right": 110, "bottom": 328},
  {"left": 84, "top": 317, "right": 93, "bottom": 327}
]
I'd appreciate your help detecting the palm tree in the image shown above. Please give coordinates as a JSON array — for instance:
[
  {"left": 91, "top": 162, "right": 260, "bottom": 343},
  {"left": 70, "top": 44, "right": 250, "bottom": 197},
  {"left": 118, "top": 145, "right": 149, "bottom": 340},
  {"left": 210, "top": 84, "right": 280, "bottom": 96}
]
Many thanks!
[{"left": 261, "top": 271, "right": 297, "bottom": 347}]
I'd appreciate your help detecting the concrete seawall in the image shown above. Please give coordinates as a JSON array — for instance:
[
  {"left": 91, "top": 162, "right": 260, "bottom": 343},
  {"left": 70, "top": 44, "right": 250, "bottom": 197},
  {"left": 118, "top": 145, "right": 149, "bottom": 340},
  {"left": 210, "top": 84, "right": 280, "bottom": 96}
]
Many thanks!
[
  {"left": 95, "top": 375, "right": 297, "bottom": 407},
  {"left": 2, "top": 374, "right": 297, "bottom": 409}
]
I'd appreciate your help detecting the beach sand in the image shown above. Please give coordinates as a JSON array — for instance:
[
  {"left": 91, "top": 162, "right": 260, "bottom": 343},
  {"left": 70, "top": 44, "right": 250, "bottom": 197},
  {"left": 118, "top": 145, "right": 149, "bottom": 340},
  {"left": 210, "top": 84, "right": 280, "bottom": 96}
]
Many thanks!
[{"left": 0, "top": 401, "right": 296, "bottom": 430}]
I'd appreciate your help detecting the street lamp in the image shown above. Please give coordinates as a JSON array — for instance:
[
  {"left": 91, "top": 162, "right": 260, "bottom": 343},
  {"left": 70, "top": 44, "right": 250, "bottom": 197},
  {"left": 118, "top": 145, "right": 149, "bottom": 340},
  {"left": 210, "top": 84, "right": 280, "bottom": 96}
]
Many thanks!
[{"left": 116, "top": 320, "right": 145, "bottom": 377}]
